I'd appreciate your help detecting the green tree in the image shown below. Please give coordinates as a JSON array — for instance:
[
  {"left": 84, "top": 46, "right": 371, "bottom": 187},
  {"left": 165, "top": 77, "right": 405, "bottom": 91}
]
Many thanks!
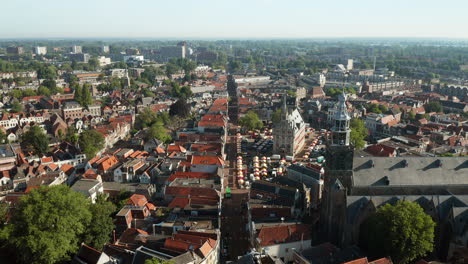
[
  {"left": 37, "top": 86, "right": 51, "bottom": 96},
  {"left": 239, "top": 111, "right": 263, "bottom": 131},
  {"left": 169, "top": 99, "right": 191, "bottom": 118},
  {"left": 0, "top": 202, "right": 8, "bottom": 225},
  {"left": 424, "top": 101, "right": 442, "bottom": 113},
  {"left": 350, "top": 118, "right": 367, "bottom": 150},
  {"left": 0, "top": 129, "right": 7, "bottom": 144},
  {"left": 22, "top": 89, "right": 37, "bottom": 97},
  {"left": 9, "top": 89, "right": 23, "bottom": 99},
  {"left": 272, "top": 108, "right": 282, "bottom": 124},
  {"left": 79, "top": 130, "right": 105, "bottom": 159},
  {"left": 2, "top": 185, "right": 92, "bottom": 264},
  {"left": 21, "top": 125, "right": 49, "bottom": 155},
  {"left": 82, "top": 84, "right": 93, "bottom": 107},
  {"left": 136, "top": 108, "right": 158, "bottom": 130},
  {"left": 10, "top": 101, "right": 23, "bottom": 113},
  {"left": 65, "top": 126, "right": 79, "bottom": 144},
  {"left": 88, "top": 57, "right": 99, "bottom": 70},
  {"left": 360, "top": 201, "right": 435, "bottom": 264},
  {"left": 229, "top": 60, "right": 242, "bottom": 72},
  {"left": 142, "top": 87, "right": 155, "bottom": 97},
  {"left": 170, "top": 83, "right": 192, "bottom": 98},
  {"left": 407, "top": 111, "right": 416, "bottom": 121},
  {"left": 145, "top": 258, "right": 174, "bottom": 264},
  {"left": 41, "top": 79, "right": 57, "bottom": 93},
  {"left": 82, "top": 195, "right": 116, "bottom": 250},
  {"left": 147, "top": 123, "right": 172, "bottom": 143},
  {"left": 366, "top": 103, "right": 383, "bottom": 114},
  {"left": 74, "top": 85, "right": 83, "bottom": 104}
]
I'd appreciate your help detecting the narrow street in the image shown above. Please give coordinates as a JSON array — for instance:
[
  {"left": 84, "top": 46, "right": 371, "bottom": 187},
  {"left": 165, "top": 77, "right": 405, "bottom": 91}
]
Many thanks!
[{"left": 221, "top": 124, "right": 251, "bottom": 262}]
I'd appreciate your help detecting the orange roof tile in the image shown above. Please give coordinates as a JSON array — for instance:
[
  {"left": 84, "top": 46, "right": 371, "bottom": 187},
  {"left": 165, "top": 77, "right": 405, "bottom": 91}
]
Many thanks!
[
  {"left": 60, "top": 164, "right": 75, "bottom": 175},
  {"left": 47, "top": 163, "right": 58, "bottom": 171},
  {"left": 41, "top": 157, "right": 53, "bottom": 164},
  {"left": 191, "top": 155, "right": 224, "bottom": 166},
  {"left": 257, "top": 224, "right": 311, "bottom": 247},
  {"left": 167, "top": 144, "right": 187, "bottom": 153},
  {"left": 167, "top": 172, "right": 213, "bottom": 182},
  {"left": 343, "top": 257, "right": 369, "bottom": 264},
  {"left": 126, "top": 194, "right": 148, "bottom": 207}
]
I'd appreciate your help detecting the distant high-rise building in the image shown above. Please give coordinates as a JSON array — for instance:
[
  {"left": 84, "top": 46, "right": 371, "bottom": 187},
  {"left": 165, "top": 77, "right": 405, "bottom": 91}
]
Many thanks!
[
  {"left": 6, "top": 46, "right": 24, "bottom": 55},
  {"left": 159, "top": 46, "right": 185, "bottom": 61},
  {"left": 177, "top": 41, "right": 187, "bottom": 58},
  {"left": 71, "top": 45, "right": 82, "bottom": 54},
  {"left": 101, "top": 45, "right": 110, "bottom": 53},
  {"left": 197, "top": 51, "right": 218, "bottom": 63},
  {"left": 34, "top": 46, "right": 47, "bottom": 55},
  {"left": 69, "top": 53, "right": 90, "bottom": 63},
  {"left": 347, "top": 59, "right": 353, "bottom": 70}
]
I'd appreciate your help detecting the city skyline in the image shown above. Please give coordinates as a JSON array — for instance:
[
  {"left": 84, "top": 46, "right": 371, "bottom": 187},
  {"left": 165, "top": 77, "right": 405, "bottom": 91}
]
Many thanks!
[{"left": 2, "top": 0, "right": 468, "bottom": 39}]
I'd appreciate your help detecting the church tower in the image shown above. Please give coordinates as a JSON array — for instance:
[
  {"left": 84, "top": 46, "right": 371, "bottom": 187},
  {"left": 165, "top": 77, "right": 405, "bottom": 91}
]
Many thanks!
[
  {"left": 325, "top": 91, "right": 354, "bottom": 189},
  {"left": 320, "top": 90, "right": 354, "bottom": 246}
]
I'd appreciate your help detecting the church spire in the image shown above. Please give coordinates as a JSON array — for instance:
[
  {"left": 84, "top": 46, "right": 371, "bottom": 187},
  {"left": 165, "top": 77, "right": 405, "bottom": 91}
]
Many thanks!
[{"left": 331, "top": 90, "right": 351, "bottom": 146}]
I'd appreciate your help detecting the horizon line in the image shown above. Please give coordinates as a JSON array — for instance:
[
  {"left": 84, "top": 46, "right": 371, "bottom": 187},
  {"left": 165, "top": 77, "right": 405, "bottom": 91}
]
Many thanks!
[{"left": 1, "top": 36, "right": 468, "bottom": 42}]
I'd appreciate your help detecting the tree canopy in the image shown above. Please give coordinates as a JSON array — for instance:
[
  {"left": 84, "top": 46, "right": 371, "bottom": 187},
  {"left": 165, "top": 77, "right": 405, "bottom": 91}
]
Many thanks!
[
  {"left": 169, "top": 99, "right": 191, "bottom": 118},
  {"left": 239, "top": 111, "right": 263, "bottom": 131},
  {"left": 272, "top": 108, "right": 282, "bottom": 124},
  {"left": 350, "top": 118, "right": 367, "bottom": 150},
  {"left": 1, "top": 185, "right": 92, "bottom": 264},
  {"left": 21, "top": 125, "right": 49, "bottom": 155},
  {"left": 145, "top": 258, "right": 174, "bottom": 264},
  {"left": 424, "top": 101, "right": 443, "bottom": 113},
  {"left": 360, "top": 201, "right": 435, "bottom": 264},
  {"left": 82, "top": 195, "right": 116, "bottom": 250},
  {"left": 74, "top": 84, "right": 93, "bottom": 107},
  {"left": 79, "top": 130, "right": 105, "bottom": 159},
  {"left": 170, "top": 83, "right": 192, "bottom": 98},
  {"left": 146, "top": 123, "right": 172, "bottom": 143},
  {"left": 10, "top": 101, "right": 23, "bottom": 113},
  {"left": 326, "top": 87, "right": 356, "bottom": 97},
  {"left": 366, "top": 103, "right": 388, "bottom": 114}
]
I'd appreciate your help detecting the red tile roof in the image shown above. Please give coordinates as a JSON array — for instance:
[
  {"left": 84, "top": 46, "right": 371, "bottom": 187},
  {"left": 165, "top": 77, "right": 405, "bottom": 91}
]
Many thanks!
[
  {"left": 191, "top": 155, "right": 224, "bottom": 166},
  {"left": 365, "top": 144, "right": 396, "bottom": 157},
  {"left": 146, "top": 203, "right": 156, "bottom": 211},
  {"left": 190, "top": 143, "right": 222, "bottom": 153},
  {"left": 343, "top": 257, "right": 369, "bottom": 264},
  {"left": 126, "top": 194, "right": 148, "bottom": 207},
  {"left": 98, "top": 156, "right": 119, "bottom": 172},
  {"left": 60, "top": 164, "right": 75, "bottom": 175},
  {"left": 369, "top": 257, "right": 393, "bottom": 264},
  {"left": 198, "top": 115, "right": 226, "bottom": 127},
  {"left": 212, "top": 98, "right": 228, "bottom": 106},
  {"left": 47, "top": 163, "right": 58, "bottom": 171},
  {"left": 167, "top": 144, "right": 187, "bottom": 153},
  {"left": 118, "top": 228, "right": 148, "bottom": 244},
  {"left": 168, "top": 196, "right": 219, "bottom": 208},
  {"left": 257, "top": 224, "right": 311, "bottom": 247},
  {"left": 41, "top": 157, "right": 53, "bottom": 164},
  {"left": 163, "top": 231, "right": 216, "bottom": 254},
  {"left": 167, "top": 171, "right": 214, "bottom": 182}
]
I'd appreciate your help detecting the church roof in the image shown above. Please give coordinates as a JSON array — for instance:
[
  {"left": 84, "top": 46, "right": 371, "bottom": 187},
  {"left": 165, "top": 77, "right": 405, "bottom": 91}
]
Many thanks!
[{"left": 352, "top": 157, "right": 468, "bottom": 187}]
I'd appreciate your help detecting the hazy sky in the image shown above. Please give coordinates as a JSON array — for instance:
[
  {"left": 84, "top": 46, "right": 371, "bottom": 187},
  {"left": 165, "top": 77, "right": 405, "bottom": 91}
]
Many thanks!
[{"left": 1, "top": 0, "right": 467, "bottom": 39}]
